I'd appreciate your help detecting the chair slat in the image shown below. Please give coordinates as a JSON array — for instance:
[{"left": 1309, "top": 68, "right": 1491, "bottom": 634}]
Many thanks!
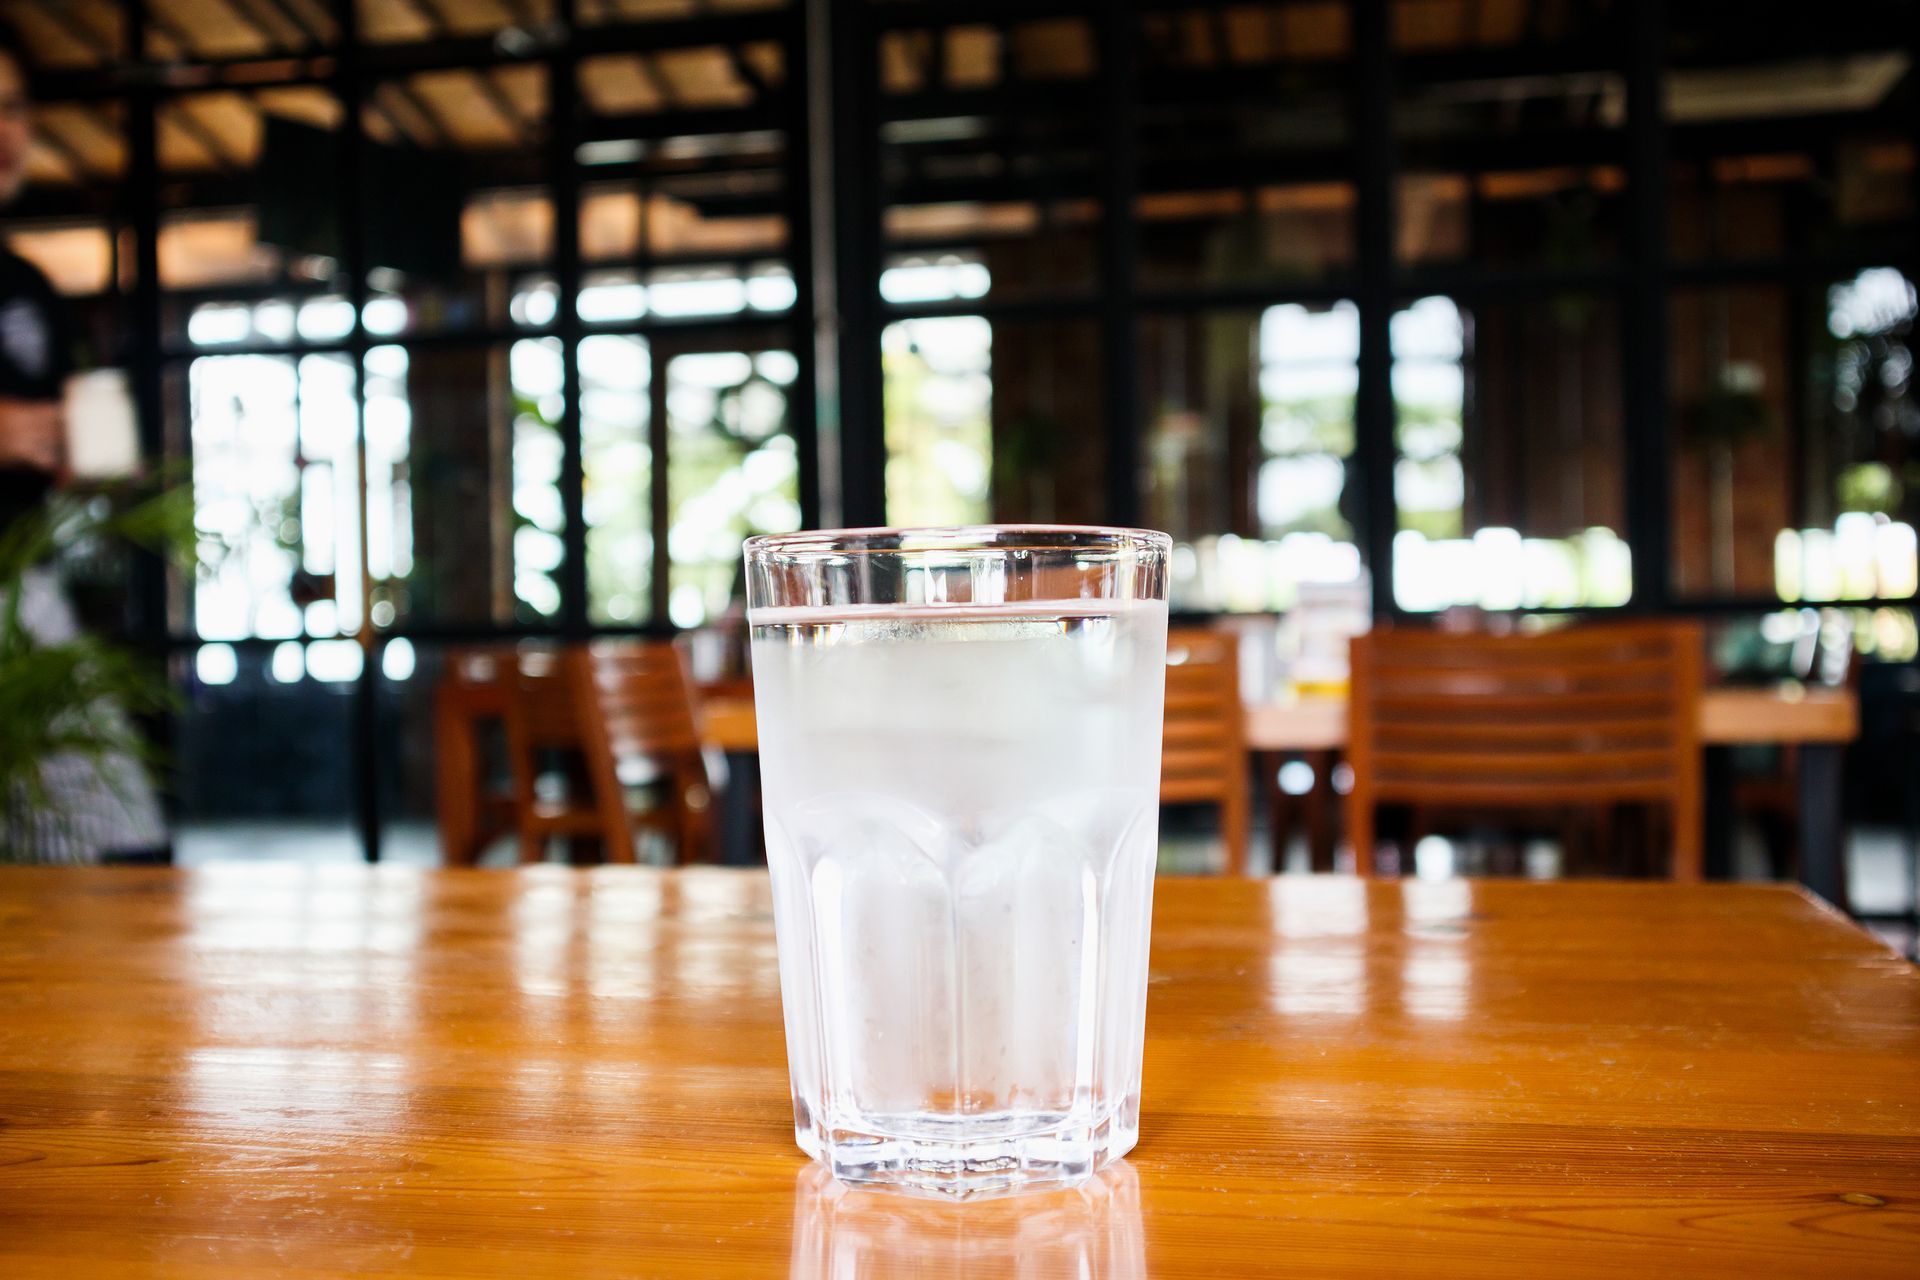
[
  {"left": 1346, "top": 622, "right": 1704, "bottom": 880},
  {"left": 1160, "top": 627, "right": 1249, "bottom": 873},
  {"left": 502, "top": 642, "right": 714, "bottom": 866}
]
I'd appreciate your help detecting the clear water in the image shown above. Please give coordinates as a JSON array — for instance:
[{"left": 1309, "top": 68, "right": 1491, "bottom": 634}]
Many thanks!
[{"left": 750, "top": 600, "right": 1168, "bottom": 1196}]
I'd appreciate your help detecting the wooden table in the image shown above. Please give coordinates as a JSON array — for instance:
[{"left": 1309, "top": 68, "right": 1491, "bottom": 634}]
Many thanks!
[
  {"left": 1240, "top": 685, "right": 1860, "bottom": 752},
  {"left": 3, "top": 867, "right": 1915, "bottom": 1278},
  {"left": 700, "top": 686, "right": 1861, "bottom": 754}
]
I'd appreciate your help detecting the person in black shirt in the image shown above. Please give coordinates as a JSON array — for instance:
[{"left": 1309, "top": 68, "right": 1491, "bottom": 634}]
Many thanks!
[
  {"left": 0, "top": 40, "right": 70, "bottom": 524},
  {"left": 0, "top": 39, "right": 164, "bottom": 862}
]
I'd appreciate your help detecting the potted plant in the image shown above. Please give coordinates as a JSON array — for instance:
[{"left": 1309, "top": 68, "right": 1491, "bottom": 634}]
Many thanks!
[{"left": 0, "top": 485, "right": 192, "bottom": 863}]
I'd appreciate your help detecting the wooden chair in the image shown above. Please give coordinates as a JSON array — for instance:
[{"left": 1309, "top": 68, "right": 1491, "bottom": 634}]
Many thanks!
[
  {"left": 504, "top": 643, "right": 714, "bottom": 865},
  {"left": 432, "top": 648, "right": 516, "bottom": 866},
  {"left": 1345, "top": 622, "right": 1704, "bottom": 880},
  {"left": 1162, "top": 627, "right": 1252, "bottom": 874}
]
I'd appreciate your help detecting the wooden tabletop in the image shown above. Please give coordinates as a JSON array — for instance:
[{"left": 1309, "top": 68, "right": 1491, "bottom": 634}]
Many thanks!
[
  {"left": 2, "top": 867, "right": 1914, "bottom": 1278},
  {"left": 700, "top": 685, "right": 1860, "bottom": 754}
]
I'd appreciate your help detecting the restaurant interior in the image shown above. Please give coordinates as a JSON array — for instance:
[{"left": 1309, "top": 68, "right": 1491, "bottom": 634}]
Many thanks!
[{"left": 2, "top": 0, "right": 1917, "bottom": 953}]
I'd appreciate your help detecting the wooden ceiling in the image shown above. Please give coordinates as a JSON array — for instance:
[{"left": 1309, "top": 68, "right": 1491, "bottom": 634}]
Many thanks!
[
  {"left": 3, "top": 0, "right": 791, "bottom": 187},
  {"left": 2, "top": 2, "right": 1908, "bottom": 203}
]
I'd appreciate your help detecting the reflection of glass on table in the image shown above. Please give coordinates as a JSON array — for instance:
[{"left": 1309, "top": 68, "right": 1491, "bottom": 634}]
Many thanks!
[{"left": 789, "top": 1159, "right": 1146, "bottom": 1278}]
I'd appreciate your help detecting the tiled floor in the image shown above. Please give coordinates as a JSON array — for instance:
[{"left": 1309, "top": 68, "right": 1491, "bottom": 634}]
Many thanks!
[{"left": 175, "top": 817, "right": 1920, "bottom": 958}]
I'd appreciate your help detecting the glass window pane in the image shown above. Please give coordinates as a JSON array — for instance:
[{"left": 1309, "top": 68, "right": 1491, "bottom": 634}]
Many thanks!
[
  {"left": 1671, "top": 269, "right": 1919, "bottom": 603},
  {"left": 1666, "top": 5, "right": 1912, "bottom": 264},
  {"left": 359, "top": 66, "right": 550, "bottom": 335},
  {"left": 662, "top": 344, "right": 800, "bottom": 629},
  {"left": 883, "top": 316, "right": 994, "bottom": 526},
  {"left": 882, "top": 19, "right": 1104, "bottom": 301},
  {"left": 171, "top": 351, "right": 361, "bottom": 641},
  {"left": 154, "top": 86, "right": 350, "bottom": 348},
  {"left": 370, "top": 338, "right": 567, "bottom": 629},
  {"left": 577, "top": 49, "right": 791, "bottom": 277},
  {"left": 1136, "top": 5, "right": 1355, "bottom": 291},
  {"left": 1392, "top": 294, "right": 1631, "bottom": 612},
  {"left": 1139, "top": 304, "right": 1363, "bottom": 613},
  {"left": 581, "top": 333, "right": 653, "bottom": 625},
  {"left": 1393, "top": 1, "right": 1626, "bottom": 271},
  {"left": 884, "top": 316, "right": 1107, "bottom": 525}
]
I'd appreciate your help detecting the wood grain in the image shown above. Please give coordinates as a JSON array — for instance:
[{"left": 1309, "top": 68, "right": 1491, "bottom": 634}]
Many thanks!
[
  {"left": 1, "top": 868, "right": 1915, "bottom": 1277},
  {"left": 703, "top": 687, "right": 1860, "bottom": 754}
]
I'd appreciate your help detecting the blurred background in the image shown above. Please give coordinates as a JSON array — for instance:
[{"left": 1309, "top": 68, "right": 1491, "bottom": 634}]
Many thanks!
[{"left": 2, "top": 1, "right": 1914, "bottom": 937}]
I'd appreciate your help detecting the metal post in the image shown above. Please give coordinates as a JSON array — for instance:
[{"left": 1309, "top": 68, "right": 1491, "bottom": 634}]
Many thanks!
[
  {"left": 806, "top": 0, "right": 844, "bottom": 525},
  {"left": 1099, "top": 1, "right": 1141, "bottom": 528},
  {"left": 551, "top": 1, "right": 588, "bottom": 635},
  {"left": 334, "top": 0, "right": 381, "bottom": 862},
  {"left": 123, "top": 3, "right": 165, "bottom": 645},
  {"left": 815, "top": 0, "right": 884, "bottom": 528},
  {"left": 1622, "top": 0, "right": 1671, "bottom": 613},
  {"left": 784, "top": 5, "right": 821, "bottom": 530},
  {"left": 1353, "top": 0, "right": 1398, "bottom": 621}
]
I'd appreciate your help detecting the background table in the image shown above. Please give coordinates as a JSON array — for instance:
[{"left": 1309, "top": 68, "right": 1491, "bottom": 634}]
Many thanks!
[
  {"left": 3, "top": 867, "right": 1915, "bottom": 1278},
  {"left": 700, "top": 685, "right": 1860, "bottom": 755},
  {"left": 704, "top": 687, "right": 1860, "bottom": 893}
]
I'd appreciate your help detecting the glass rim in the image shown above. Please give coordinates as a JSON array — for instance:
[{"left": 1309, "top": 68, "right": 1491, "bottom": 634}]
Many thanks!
[{"left": 744, "top": 524, "right": 1172, "bottom": 559}]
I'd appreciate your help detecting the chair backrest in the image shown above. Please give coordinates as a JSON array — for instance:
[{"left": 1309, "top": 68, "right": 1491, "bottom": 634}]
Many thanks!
[
  {"left": 1346, "top": 621, "right": 1704, "bottom": 878},
  {"left": 583, "top": 641, "right": 705, "bottom": 761},
  {"left": 506, "top": 648, "right": 581, "bottom": 752},
  {"left": 1161, "top": 627, "right": 1251, "bottom": 873}
]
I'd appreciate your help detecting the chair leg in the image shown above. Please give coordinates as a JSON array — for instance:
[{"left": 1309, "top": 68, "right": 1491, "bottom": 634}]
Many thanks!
[
  {"left": 1307, "top": 751, "right": 1338, "bottom": 872},
  {"left": 1671, "top": 792, "right": 1705, "bottom": 884},
  {"left": 677, "top": 806, "right": 706, "bottom": 866},
  {"left": 681, "top": 764, "right": 716, "bottom": 865},
  {"left": 1346, "top": 789, "right": 1376, "bottom": 877},
  {"left": 435, "top": 686, "right": 480, "bottom": 867},
  {"left": 1223, "top": 776, "right": 1251, "bottom": 877},
  {"left": 1407, "top": 804, "right": 1433, "bottom": 872},
  {"left": 1262, "top": 752, "right": 1295, "bottom": 874},
  {"left": 517, "top": 825, "right": 546, "bottom": 864}
]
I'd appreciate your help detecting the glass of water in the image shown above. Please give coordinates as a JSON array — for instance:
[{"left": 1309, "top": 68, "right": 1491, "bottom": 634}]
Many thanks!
[{"left": 745, "top": 526, "right": 1171, "bottom": 1198}]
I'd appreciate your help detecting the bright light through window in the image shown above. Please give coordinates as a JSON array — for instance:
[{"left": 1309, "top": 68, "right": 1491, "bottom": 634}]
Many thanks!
[
  {"left": 381, "top": 637, "right": 417, "bottom": 682},
  {"left": 883, "top": 316, "right": 993, "bottom": 526},
  {"left": 195, "top": 643, "right": 238, "bottom": 686}
]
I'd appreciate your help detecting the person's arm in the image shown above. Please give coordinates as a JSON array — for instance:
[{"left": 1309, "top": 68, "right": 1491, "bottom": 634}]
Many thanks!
[{"left": 0, "top": 397, "right": 63, "bottom": 474}]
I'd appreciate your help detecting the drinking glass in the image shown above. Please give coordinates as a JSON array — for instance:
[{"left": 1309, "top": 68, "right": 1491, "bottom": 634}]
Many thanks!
[{"left": 745, "top": 526, "right": 1171, "bottom": 1197}]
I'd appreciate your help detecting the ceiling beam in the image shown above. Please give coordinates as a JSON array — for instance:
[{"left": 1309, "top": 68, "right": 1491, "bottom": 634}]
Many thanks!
[
  {"left": 254, "top": 0, "right": 329, "bottom": 47},
  {"left": 26, "top": 0, "right": 117, "bottom": 63},
  {"left": 380, "top": 79, "right": 456, "bottom": 148},
  {"left": 632, "top": 51, "right": 677, "bottom": 111},
  {"left": 725, "top": 44, "right": 769, "bottom": 101},
  {"left": 30, "top": 119, "right": 98, "bottom": 184},
  {"left": 395, "top": 0, "right": 452, "bottom": 39},
  {"left": 226, "top": 0, "right": 322, "bottom": 50},
  {"left": 391, "top": 0, "right": 522, "bottom": 145},
  {"left": 144, "top": 7, "right": 203, "bottom": 60},
  {"left": 159, "top": 99, "right": 243, "bottom": 171},
  {"left": 470, "top": 68, "right": 534, "bottom": 143},
  {"left": 363, "top": 94, "right": 430, "bottom": 149},
  {"left": 206, "top": 0, "right": 287, "bottom": 53}
]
